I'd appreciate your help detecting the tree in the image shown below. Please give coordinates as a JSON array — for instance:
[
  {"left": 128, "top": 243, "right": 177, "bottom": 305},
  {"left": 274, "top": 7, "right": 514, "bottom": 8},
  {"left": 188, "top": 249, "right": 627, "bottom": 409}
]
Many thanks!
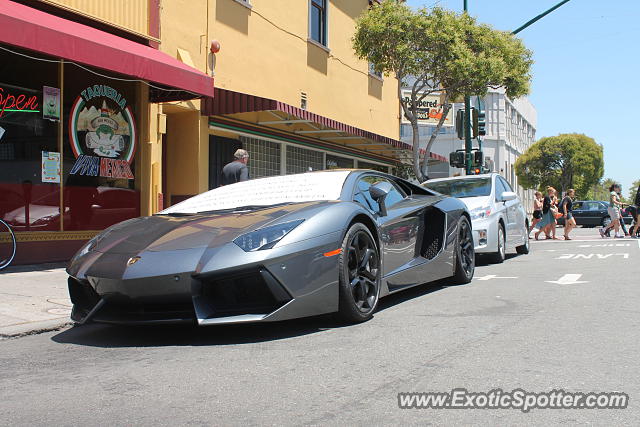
[
  {"left": 587, "top": 178, "right": 617, "bottom": 202},
  {"left": 352, "top": 0, "right": 533, "bottom": 181},
  {"left": 514, "top": 133, "right": 604, "bottom": 198},
  {"left": 628, "top": 179, "right": 639, "bottom": 204}
]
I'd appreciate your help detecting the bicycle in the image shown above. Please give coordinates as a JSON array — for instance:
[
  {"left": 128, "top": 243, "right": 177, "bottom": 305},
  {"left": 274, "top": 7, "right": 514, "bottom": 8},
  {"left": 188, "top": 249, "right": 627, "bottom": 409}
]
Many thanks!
[{"left": 0, "top": 218, "right": 16, "bottom": 270}]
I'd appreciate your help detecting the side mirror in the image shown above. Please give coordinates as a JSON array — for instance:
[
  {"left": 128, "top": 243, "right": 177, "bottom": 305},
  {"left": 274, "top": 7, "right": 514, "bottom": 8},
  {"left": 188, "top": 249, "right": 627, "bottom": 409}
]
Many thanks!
[
  {"left": 500, "top": 191, "right": 517, "bottom": 202},
  {"left": 369, "top": 181, "right": 393, "bottom": 216}
]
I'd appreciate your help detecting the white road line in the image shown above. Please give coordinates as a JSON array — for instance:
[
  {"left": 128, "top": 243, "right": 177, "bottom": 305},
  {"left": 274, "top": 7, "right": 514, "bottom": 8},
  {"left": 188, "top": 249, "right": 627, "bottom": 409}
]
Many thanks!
[
  {"left": 475, "top": 275, "right": 518, "bottom": 281},
  {"left": 545, "top": 274, "right": 589, "bottom": 285}
]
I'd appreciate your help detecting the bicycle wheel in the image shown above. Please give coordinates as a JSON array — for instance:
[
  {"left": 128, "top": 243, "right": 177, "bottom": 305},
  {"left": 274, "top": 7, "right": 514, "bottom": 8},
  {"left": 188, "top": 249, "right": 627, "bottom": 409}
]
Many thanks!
[{"left": 0, "top": 219, "right": 16, "bottom": 270}]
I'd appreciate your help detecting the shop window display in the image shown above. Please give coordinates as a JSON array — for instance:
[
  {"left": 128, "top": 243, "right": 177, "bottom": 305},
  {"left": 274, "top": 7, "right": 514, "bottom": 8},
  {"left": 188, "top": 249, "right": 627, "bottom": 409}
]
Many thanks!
[
  {"left": 62, "top": 66, "right": 139, "bottom": 231},
  {"left": 0, "top": 49, "right": 59, "bottom": 231},
  {"left": 286, "top": 145, "right": 323, "bottom": 174}
]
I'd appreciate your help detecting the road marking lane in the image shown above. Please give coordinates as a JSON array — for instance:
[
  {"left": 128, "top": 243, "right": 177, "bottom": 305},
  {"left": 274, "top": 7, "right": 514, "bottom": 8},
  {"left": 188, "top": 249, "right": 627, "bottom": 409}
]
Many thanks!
[
  {"left": 545, "top": 273, "right": 589, "bottom": 285},
  {"left": 555, "top": 253, "right": 629, "bottom": 259},
  {"left": 474, "top": 275, "right": 518, "bottom": 281}
]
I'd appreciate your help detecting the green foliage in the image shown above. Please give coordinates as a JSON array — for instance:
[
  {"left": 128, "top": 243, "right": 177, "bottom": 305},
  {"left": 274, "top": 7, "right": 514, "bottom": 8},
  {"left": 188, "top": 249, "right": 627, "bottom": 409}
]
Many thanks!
[
  {"left": 515, "top": 133, "right": 604, "bottom": 198},
  {"left": 586, "top": 178, "right": 617, "bottom": 202},
  {"left": 628, "top": 179, "right": 639, "bottom": 204},
  {"left": 352, "top": 1, "right": 533, "bottom": 180}
]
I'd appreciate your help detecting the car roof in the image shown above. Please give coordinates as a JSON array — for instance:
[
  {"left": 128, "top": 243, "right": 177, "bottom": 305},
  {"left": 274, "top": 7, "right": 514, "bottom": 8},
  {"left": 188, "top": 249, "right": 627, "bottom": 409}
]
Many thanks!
[{"left": 423, "top": 173, "right": 495, "bottom": 184}]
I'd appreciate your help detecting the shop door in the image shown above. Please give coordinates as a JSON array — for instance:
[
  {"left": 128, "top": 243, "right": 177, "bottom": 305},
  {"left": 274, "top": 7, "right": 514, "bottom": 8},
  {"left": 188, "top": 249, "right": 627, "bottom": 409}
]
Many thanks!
[{"left": 209, "top": 135, "right": 241, "bottom": 189}]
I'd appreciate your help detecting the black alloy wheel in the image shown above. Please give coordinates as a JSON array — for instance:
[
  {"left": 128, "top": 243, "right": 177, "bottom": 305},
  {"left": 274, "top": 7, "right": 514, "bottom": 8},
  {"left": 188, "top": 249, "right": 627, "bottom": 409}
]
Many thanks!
[
  {"left": 337, "top": 223, "right": 381, "bottom": 323},
  {"left": 452, "top": 216, "right": 474, "bottom": 284}
]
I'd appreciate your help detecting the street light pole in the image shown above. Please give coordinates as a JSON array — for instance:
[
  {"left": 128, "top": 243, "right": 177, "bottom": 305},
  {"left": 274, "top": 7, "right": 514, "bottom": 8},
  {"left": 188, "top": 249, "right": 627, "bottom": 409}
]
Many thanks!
[
  {"left": 512, "top": 0, "right": 572, "bottom": 35},
  {"left": 460, "top": 0, "right": 571, "bottom": 175},
  {"left": 463, "top": 0, "right": 472, "bottom": 175}
]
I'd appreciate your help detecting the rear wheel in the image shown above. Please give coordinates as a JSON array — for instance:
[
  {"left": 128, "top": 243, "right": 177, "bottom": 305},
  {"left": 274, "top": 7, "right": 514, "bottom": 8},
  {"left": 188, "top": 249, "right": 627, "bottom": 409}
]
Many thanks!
[
  {"left": 602, "top": 216, "right": 611, "bottom": 228},
  {"left": 451, "top": 216, "right": 474, "bottom": 284},
  {"left": 337, "top": 223, "right": 381, "bottom": 323},
  {"left": 489, "top": 224, "right": 506, "bottom": 264}
]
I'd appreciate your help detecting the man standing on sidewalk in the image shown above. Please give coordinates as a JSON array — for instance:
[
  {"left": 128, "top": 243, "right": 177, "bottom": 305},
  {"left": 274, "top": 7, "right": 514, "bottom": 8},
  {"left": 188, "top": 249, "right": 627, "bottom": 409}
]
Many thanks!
[{"left": 221, "top": 149, "right": 250, "bottom": 186}]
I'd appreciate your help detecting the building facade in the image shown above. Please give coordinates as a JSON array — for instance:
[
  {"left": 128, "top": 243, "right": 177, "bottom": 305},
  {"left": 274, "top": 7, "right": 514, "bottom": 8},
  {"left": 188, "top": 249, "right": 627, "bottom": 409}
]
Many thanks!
[
  {"left": 0, "top": 0, "right": 214, "bottom": 264},
  {"left": 1, "top": 0, "right": 413, "bottom": 264},
  {"left": 400, "top": 88, "right": 537, "bottom": 212}
]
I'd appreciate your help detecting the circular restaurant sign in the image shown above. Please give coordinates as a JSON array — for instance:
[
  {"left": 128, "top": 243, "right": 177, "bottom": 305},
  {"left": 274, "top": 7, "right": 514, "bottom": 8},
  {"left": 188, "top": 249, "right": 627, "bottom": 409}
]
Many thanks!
[{"left": 68, "top": 84, "right": 137, "bottom": 179}]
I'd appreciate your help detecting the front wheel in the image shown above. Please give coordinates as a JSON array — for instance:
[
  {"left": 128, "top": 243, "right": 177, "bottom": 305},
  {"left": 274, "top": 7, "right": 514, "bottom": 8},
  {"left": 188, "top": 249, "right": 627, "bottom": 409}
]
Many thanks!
[
  {"left": 0, "top": 219, "right": 17, "bottom": 270},
  {"left": 516, "top": 221, "right": 530, "bottom": 254},
  {"left": 451, "top": 216, "right": 474, "bottom": 284},
  {"left": 488, "top": 224, "right": 506, "bottom": 264},
  {"left": 337, "top": 223, "right": 381, "bottom": 323}
]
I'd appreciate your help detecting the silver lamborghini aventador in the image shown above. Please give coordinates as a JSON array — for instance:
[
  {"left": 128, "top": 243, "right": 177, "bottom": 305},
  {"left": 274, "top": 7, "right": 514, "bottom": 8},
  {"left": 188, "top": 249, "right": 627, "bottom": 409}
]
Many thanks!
[{"left": 67, "top": 169, "right": 474, "bottom": 326}]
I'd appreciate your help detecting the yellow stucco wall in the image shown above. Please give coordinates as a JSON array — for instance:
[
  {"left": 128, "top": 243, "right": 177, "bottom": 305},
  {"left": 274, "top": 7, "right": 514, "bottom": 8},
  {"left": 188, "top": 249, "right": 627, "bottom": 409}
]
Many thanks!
[
  {"left": 40, "top": 0, "right": 151, "bottom": 38},
  {"left": 151, "top": 0, "right": 401, "bottom": 212},
  {"left": 209, "top": 0, "right": 400, "bottom": 140}
]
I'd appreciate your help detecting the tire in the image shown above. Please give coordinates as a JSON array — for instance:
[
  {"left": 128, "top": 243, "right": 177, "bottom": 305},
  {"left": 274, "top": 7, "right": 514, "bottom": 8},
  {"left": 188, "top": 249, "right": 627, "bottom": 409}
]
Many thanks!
[
  {"left": 451, "top": 216, "right": 474, "bottom": 284},
  {"left": 0, "top": 219, "right": 17, "bottom": 271},
  {"left": 516, "top": 221, "right": 530, "bottom": 254},
  {"left": 337, "top": 223, "right": 381, "bottom": 323},
  {"left": 488, "top": 224, "right": 506, "bottom": 264},
  {"left": 602, "top": 216, "right": 611, "bottom": 228}
]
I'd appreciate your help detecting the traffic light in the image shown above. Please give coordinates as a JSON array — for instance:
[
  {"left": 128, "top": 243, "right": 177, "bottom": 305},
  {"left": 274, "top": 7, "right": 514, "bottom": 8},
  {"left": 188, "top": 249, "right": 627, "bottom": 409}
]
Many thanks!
[
  {"left": 449, "top": 151, "right": 465, "bottom": 168},
  {"left": 477, "top": 111, "right": 486, "bottom": 136},
  {"left": 471, "top": 107, "right": 479, "bottom": 138},
  {"left": 455, "top": 109, "right": 465, "bottom": 140},
  {"left": 473, "top": 150, "right": 484, "bottom": 167}
]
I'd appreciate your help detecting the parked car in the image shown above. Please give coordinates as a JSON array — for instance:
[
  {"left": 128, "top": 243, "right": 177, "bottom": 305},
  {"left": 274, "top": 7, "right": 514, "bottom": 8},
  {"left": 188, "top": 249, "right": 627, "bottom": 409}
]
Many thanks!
[
  {"left": 67, "top": 170, "right": 474, "bottom": 326},
  {"left": 422, "top": 173, "right": 529, "bottom": 263},
  {"left": 556, "top": 200, "right": 634, "bottom": 227}
]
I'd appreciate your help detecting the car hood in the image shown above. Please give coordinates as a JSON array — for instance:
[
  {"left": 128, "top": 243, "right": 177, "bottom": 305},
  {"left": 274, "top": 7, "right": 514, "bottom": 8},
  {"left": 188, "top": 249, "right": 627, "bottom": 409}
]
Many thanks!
[
  {"left": 457, "top": 196, "right": 492, "bottom": 211},
  {"left": 90, "top": 201, "right": 330, "bottom": 255}
]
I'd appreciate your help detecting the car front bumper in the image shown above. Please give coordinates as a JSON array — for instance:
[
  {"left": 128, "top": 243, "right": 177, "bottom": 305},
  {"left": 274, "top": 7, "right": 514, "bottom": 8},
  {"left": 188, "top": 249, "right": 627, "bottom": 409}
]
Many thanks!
[{"left": 470, "top": 216, "right": 499, "bottom": 254}]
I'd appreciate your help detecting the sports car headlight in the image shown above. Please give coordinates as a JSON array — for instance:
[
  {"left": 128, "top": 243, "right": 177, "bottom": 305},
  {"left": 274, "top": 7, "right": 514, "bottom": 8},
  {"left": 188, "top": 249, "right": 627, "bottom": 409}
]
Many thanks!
[
  {"left": 72, "top": 234, "right": 100, "bottom": 260},
  {"left": 470, "top": 206, "right": 492, "bottom": 220},
  {"left": 233, "top": 219, "right": 304, "bottom": 252}
]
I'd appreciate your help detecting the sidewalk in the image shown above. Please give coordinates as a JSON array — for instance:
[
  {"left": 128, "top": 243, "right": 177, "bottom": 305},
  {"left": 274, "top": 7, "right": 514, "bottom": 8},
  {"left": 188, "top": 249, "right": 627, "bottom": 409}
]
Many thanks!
[{"left": 0, "top": 263, "right": 72, "bottom": 338}]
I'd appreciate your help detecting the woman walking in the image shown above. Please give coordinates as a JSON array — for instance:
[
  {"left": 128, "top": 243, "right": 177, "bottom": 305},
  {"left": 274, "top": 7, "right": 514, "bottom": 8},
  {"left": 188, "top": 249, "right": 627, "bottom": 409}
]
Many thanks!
[
  {"left": 599, "top": 184, "right": 625, "bottom": 238},
  {"left": 534, "top": 187, "right": 558, "bottom": 240},
  {"left": 561, "top": 189, "right": 576, "bottom": 240},
  {"left": 529, "top": 191, "right": 544, "bottom": 234}
]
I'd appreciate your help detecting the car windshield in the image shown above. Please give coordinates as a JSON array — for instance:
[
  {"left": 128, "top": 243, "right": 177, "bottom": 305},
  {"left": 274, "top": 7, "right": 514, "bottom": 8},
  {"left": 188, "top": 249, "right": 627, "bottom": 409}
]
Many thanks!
[
  {"left": 423, "top": 178, "right": 492, "bottom": 198},
  {"left": 158, "top": 170, "right": 351, "bottom": 214}
]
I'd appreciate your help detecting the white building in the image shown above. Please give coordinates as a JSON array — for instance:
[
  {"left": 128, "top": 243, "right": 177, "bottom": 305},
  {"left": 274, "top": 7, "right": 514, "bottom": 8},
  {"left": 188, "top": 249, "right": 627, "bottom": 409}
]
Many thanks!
[{"left": 400, "top": 88, "right": 537, "bottom": 212}]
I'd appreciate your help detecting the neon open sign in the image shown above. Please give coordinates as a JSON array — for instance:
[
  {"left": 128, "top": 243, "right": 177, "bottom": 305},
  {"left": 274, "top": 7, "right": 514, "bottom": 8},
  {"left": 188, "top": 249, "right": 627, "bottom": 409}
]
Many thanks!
[{"left": 0, "top": 87, "right": 40, "bottom": 118}]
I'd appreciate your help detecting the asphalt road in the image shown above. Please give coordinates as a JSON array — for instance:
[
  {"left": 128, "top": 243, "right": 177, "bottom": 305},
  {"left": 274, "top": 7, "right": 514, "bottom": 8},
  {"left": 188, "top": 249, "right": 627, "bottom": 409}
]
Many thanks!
[{"left": 1, "top": 227, "right": 639, "bottom": 426}]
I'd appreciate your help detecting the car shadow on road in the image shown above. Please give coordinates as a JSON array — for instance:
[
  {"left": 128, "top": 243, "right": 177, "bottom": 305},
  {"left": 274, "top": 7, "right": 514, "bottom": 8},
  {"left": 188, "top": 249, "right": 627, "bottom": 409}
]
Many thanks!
[{"left": 51, "top": 283, "right": 452, "bottom": 348}]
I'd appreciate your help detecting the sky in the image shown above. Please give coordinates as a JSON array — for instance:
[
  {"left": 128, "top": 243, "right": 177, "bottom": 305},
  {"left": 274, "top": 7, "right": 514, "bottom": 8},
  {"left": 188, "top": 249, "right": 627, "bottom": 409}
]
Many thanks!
[{"left": 406, "top": 0, "right": 639, "bottom": 195}]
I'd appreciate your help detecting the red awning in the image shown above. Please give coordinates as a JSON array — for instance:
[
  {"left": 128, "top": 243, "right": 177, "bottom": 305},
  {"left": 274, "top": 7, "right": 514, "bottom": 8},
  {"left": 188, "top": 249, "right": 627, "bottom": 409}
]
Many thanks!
[
  {"left": 0, "top": 0, "right": 214, "bottom": 100},
  {"left": 203, "top": 88, "right": 448, "bottom": 163}
]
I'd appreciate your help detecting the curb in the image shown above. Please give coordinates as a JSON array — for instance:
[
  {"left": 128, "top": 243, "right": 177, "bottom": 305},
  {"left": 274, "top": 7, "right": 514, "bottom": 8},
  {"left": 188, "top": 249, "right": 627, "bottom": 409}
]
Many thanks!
[{"left": 0, "top": 318, "right": 72, "bottom": 340}]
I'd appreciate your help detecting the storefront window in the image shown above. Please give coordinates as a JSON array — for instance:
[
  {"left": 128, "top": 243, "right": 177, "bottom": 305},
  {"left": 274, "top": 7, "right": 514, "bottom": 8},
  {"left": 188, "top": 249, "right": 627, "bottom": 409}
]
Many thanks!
[
  {"left": 357, "top": 160, "right": 389, "bottom": 173},
  {"left": 326, "top": 154, "right": 353, "bottom": 169},
  {"left": 0, "top": 48, "right": 60, "bottom": 231},
  {"left": 241, "top": 136, "right": 281, "bottom": 178},
  {"left": 62, "top": 66, "right": 139, "bottom": 231},
  {"left": 286, "top": 145, "right": 323, "bottom": 173}
]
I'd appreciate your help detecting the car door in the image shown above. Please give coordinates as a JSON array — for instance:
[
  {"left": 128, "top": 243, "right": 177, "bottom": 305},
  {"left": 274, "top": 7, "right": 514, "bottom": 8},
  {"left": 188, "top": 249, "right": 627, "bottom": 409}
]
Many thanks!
[
  {"left": 494, "top": 177, "right": 517, "bottom": 246},
  {"left": 501, "top": 177, "right": 526, "bottom": 244},
  {"left": 570, "top": 201, "right": 585, "bottom": 225},
  {"left": 352, "top": 175, "right": 419, "bottom": 278}
]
